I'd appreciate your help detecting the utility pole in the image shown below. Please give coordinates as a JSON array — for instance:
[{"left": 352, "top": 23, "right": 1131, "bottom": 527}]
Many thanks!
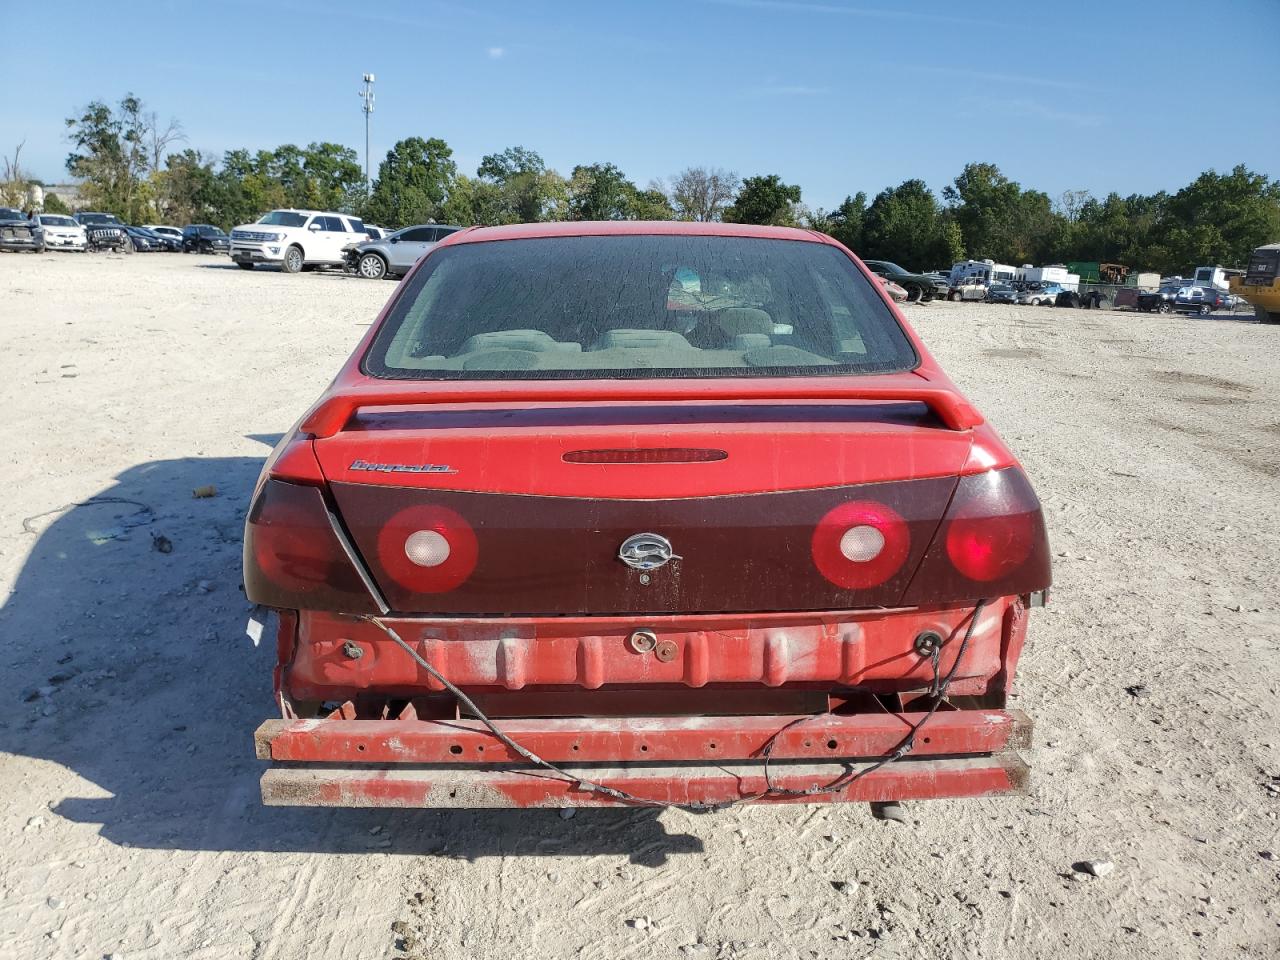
[{"left": 359, "top": 73, "right": 375, "bottom": 193}]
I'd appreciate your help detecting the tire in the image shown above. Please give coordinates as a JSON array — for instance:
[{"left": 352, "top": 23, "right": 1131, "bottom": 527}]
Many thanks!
[
  {"left": 358, "top": 253, "right": 388, "bottom": 280},
  {"left": 1157, "top": 302, "right": 1171, "bottom": 314},
  {"left": 1257, "top": 306, "right": 1280, "bottom": 324},
  {"left": 948, "top": 291, "right": 959, "bottom": 302},
  {"left": 1198, "top": 303, "right": 1211, "bottom": 316},
  {"left": 281, "top": 245, "right": 304, "bottom": 274},
  {"left": 237, "top": 261, "right": 255, "bottom": 271},
  {"left": 1042, "top": 298, "right": 1052, "bottom": 308}
]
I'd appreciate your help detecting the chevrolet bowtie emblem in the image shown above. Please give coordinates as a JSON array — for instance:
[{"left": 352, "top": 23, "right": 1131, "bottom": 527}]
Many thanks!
[{"left": 618, "top": 533, "right": 680, "bottom": 571}]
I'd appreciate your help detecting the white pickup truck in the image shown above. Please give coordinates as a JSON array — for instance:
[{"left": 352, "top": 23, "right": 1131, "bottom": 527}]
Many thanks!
[{"left": 230, "top": 209, "right": 369, "bottom": 273}]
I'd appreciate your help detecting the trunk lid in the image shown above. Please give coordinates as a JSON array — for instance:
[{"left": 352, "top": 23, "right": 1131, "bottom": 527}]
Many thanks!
[{"left": 315, "top": 401, "right": 973, "bottom": 615}]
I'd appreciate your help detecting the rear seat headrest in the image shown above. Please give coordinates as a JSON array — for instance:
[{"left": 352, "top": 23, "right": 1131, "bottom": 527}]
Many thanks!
[
  {"left": 715, "top": 307, "right": 773, "bottom": 337},
  {"left": 460, "top": 330, "right": 581, "bottom": 353},
  {"left": 595, "top": 329, "right": 693, "bottom": 351}
]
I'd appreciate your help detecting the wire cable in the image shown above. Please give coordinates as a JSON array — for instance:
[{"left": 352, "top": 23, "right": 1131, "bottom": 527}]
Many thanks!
[{"left": 359, "top": 599, "right": 988, "bottom": 808}]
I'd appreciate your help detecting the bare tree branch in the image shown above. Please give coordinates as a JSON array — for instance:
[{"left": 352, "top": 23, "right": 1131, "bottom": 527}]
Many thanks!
[
  {"left": 1, "top": 140, "right": 27, "bottom": 206},
  {"left": 668, "top": 166, "right": 740, "bottom": 221},
  {"left": 146, "top": 112, "right": 186, "bottom": 174}
]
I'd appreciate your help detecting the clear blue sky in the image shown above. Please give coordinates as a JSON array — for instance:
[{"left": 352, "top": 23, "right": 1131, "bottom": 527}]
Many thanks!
[{"left": 5, "top": 0, "right": 1277, "bottom": 209}]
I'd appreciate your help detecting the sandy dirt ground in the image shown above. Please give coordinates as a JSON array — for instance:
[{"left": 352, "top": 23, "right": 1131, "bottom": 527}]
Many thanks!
[{"left": 0, "top": 252, "right": 1277, "bottom": 960}]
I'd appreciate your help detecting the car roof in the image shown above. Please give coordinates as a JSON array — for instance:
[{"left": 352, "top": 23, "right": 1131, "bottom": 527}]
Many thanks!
[
  {"left": 266, "top": 208, "right": 357, "bottom": 218},
  {"left": 443, "top": 220, "right": 833, "bottom": 246}
]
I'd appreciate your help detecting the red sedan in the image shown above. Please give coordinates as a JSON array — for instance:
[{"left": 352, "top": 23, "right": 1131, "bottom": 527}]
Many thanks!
[{"left": 246, "top": 221, "right": 1050, "bottom": 809}]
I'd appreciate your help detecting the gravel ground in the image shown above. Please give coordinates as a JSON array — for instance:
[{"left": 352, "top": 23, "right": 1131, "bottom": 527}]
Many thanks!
[{"left": 0, "top": 252, "right": 1277, "bottom": 960}]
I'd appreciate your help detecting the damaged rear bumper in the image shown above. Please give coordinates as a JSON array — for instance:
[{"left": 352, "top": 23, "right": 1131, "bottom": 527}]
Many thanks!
[{"left": 255, "top": 708, "right": 1032, "bottom": 808}]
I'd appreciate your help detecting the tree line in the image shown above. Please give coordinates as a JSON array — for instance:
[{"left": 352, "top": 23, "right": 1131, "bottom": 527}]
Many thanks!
[{"left": 10, "top": 93, "right": 1276, "bottom": 276}]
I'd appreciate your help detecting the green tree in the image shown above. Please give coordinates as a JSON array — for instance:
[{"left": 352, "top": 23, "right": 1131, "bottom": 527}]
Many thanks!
[
  {"left": 861, "top": 180, "right": 955, "bottom": 269},
  {"left": 629, "top": 186, "right": 675, "bottom": 220},
  {"left": 943, "top": 162, "right": 1061, "bottom": 265},
  {"left": 1156, "top": 165, "right": 1280, "bottom": 273},
  {"left": 1063, "top": 192, "right": 1168, "bottom": 267},
  {"left": 300, "top": 142, "right": 364, "bottom": 212},
  {"left": 214, "top": 148, "right": 287, "bottom": 227},
  {"left": 43, "top": 192, "right": 70, "bottom": 214},
  {"left": 476, "top": 146, "right": 565, "bottom": 223},
  {"left": 65, "top": 94, "right": 151, "bottom": 220},
  {"left": 363, "top": 137, "right": 458, "bottom": 228},
  {"left": 567, "top": 163, "right": 635, "bottom": 220},
  {"left": 440, "top": 174, "right": 505, "bottom": 226},
  {"left": 724, "top": 174, "right": 801, "bottom": 226},
  {"left": 938, "top": 217, "right": 965, "bottom": 266},
  {"left": 824, "top": 193, "right": 868, "bottom": 252},
  {"left": 159, "top": 149, "right": 220, "bottom": 225}
]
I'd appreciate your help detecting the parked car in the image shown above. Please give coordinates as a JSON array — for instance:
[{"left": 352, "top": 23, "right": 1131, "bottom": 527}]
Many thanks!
[
  {"left": 947, "top": 276, "right": 988, "bottom": 302},
  {"left": 1136, "top": 283, "right": 1185, "bottom": 313},
  {"left": 229, "top": 209, "right": 369, "bottom": 272},
  {"left": 1016, "top": 283, "right": 1064, "bottom": 306},
  {"left": 32, "top": 214, "right": 87, "bottom": 251},
  {"left": 245, "top": 221, "right": 1051, "bottom": 811},
  {"left": 364, "top": 224, "right": 388, "bottom": 240},
  {"left": 345, "top": 224, "right": 465, "bottom": 279},
  {"left": 925, "top": 272, "right": 952, "bottom": 297},
  {"left": 75, "top": 212, "right": 129, "bottom": 252},
  {"left": 1173, "top": 285, "right": 1230, "bottom": 316},
  {"left": 876, "top": 276, "right": 909, "bottom": 302},
  {"left": 182, "top": 224, "right": 231, "bottom": 254},
  {"left": 0, "top": 207, "right": 43, "bottom": 252},
  {"left": 122, "top": 226, "right": 164, "bottom": 252},
  {"left": 138, "top": 226, "right": 181, "bottom": 252},
  {"left": 986, "top": 282, "right": 1017, "bottom": 304},
  {"left": 861, "top": 260, "right": 936, "bottom": 302},
  {"left": 143, "top": 224, "right": 185, "bottom": 245}
]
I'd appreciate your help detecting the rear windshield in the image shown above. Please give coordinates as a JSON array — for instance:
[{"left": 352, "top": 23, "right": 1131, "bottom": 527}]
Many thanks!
[{"left": 364, "top": 235, "right": 918, "bottom": 380}]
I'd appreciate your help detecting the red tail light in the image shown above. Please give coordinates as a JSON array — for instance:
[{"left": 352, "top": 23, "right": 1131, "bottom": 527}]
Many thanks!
[
  {"left": 243, "top": 479, "right": 379, "bottom": 612},
  {"left": 903, "top": 467, "right": 1050, "bottom": 604},
  {"left": 375, "top": 504, "right": 478, "bottom": 593},
  {"left": 811, "top": 500, "right": 910, "bottom": 589}
]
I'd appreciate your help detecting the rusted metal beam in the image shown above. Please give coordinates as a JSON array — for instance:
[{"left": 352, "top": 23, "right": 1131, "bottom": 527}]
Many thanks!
[
  {"left": 260, "top": 754, "right": 1030, "bottom": 808},
  {"left": 256, "top": 709, "right": 1031, "bottom": 765}
]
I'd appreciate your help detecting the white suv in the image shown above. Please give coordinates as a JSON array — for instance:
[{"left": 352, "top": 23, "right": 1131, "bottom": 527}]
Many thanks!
[{"left": 229, "top": 209, "right": 369, "bottom": 273}]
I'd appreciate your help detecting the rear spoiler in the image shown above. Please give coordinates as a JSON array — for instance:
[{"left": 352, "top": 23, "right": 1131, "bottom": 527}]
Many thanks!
[{"left": 301, "top": 381, "right": 983, "bottom": 438}]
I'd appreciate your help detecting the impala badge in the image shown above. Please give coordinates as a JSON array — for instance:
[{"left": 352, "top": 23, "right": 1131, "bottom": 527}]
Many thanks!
[
  {"left": 618, "top": 533, "right": 680, "bottom": 571},
  {"left": 349, "top": 459, "right": 457, "bottom": 475}
]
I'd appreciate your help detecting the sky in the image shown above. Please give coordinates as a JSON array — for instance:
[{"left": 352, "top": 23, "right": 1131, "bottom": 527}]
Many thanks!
[{"left": 4, "top": 0, "right": 1278, "bottom": 210}]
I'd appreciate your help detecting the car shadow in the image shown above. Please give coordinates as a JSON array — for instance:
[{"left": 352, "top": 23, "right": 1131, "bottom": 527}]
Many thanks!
[
  {"left": 0, "top": 446, "right": 702, "bottom": 863},
  {"left": 1189, "top": 310, "right": 1269, "bottom": 324}
]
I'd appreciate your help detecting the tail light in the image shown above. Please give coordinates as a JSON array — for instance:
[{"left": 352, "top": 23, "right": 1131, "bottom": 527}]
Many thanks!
[
  {"left": 902, "top": 467, "right": 1050, "bottom": 605},
  {"left": 563, "top": 448, "right": 728, "bottom": 464},
  {"left": 375, "top": 504, "right": 478, "bottom": 593},
  {"left": 244, "top": 479, "right": 380, "bottom": 612},
  {"left": 811, "top": 501, "right": 911, "bottom": 589}
]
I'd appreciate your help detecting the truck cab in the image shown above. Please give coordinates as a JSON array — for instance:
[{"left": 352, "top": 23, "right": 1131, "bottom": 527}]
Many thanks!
[{"left": 1229, "top": 244, "right": 1280, "bottom": 323}]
